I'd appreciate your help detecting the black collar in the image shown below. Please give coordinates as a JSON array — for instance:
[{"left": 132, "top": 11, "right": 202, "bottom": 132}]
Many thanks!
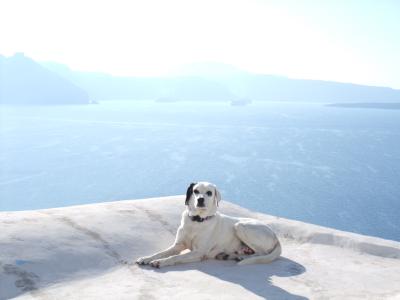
[{"left": 190, "top": 215, "right": 214, "bottom": 222}]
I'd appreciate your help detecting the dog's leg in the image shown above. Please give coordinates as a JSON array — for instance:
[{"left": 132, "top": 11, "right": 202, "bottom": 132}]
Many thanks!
[
  {"left": 234, "top": 221, "right": 281, "bottom": 265},
  {"left": 136, "top": 243, "right": 186, "bottom": 265},
  {"left": 149, "top": 251, "right": 205, "bottom": 268}
]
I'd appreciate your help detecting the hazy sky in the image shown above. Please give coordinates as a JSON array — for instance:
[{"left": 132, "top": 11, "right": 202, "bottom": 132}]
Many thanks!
[{"left": 1, "top": 0, "right": 399, "bottom": 88}]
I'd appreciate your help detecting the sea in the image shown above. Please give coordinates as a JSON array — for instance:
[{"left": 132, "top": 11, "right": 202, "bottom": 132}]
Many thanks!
[{"left": 1, "top": 100, "right": 399, "bottom": 241}]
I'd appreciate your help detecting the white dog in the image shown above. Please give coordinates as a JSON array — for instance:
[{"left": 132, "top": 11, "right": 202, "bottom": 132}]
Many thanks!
[{"left": 136, "top": 182, "right": 281, "bottom": 268}]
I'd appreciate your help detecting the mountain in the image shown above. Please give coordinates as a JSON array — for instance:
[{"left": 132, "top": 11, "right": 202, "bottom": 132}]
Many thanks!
[
  {"left": 42, "top": 62, "right": 235, "bottom": 102},
  {"left": 42, "top": 60, "right": 400, "bottom": 103},
  {"left": 0, "top": 53, "right": 89, "bottom": 105},
  {"left": 239, "top": 76, "right": 400, "bottom": 102},
  {"left": 175, "top": 62, "right": 400, "bottom": 102}
]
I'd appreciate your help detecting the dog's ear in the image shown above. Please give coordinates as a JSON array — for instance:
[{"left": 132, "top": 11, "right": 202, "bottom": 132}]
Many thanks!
[
  {"left": 185, "top": 182, "right": 196, "bottom": 205},
  {"left": 214, "top": 186, "right": 221, "bottom": 207}
]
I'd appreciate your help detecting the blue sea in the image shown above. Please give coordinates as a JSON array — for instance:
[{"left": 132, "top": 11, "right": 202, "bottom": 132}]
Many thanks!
[{"left": 1, "top": 101, "right": 399, "bottom": 241}]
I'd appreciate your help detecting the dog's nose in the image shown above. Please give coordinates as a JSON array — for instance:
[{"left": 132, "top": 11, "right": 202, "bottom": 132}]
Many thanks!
[{"left": 197, "top": 198, "right": 205, "bottom": 207}]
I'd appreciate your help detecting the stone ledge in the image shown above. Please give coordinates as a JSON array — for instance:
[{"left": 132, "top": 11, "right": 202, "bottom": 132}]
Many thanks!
[{"left": 1, "top": 196, "right": 400, "bottom": 299}]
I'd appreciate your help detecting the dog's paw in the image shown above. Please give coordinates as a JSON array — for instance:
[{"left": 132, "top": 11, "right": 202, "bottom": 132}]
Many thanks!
[
  {"left": 215, "top": 252, "right": 230, "bottom": 260},
  {"left": 234, "top": 256, "right": 244, "bottom": 262},
  {"left": 136, "top": 256, "right": 153, "bottom": 265},
  {"left": 149, "top": 259, "right": 168, "bottom": 268}
]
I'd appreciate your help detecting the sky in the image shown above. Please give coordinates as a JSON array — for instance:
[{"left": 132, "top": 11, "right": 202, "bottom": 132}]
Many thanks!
[{"left": 0, "top": 0, "right": 399, "bottom": 88}]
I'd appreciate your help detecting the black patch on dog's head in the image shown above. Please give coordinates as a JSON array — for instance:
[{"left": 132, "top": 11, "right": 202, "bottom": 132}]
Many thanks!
[{"left": 185, "top": 182, "right": 196, "bottom": 205}]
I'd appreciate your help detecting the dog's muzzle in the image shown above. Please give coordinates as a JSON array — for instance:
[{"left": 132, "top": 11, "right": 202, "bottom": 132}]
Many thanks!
[{"left": 196, "top": 198, "right": 205, "bottom": 207}]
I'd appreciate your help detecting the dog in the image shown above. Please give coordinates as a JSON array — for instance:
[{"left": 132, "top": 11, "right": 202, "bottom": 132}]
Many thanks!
[{"left": 136, "top": 182, "right": 281, "bottom": 268}]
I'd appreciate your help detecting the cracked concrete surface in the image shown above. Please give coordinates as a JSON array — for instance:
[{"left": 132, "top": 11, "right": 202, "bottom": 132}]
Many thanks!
[{"left": 1, "top": 196, "right": 400, "bottom": 300}]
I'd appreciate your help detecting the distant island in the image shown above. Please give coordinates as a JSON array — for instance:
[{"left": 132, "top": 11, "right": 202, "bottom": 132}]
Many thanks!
[
  {"left": 327, "top": 103, "right": 400, "bottom": 110},
  {"left": 230, "top": 98, "right": 252, "bottom": 106},
  {"left": 0, "top": 53, "right": 89, "bottom": 105}
]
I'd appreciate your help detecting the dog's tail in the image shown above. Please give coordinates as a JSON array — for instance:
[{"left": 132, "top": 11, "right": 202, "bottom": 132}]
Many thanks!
[{"left": 237, "top": 240, "right": 281, "bottom": 266}]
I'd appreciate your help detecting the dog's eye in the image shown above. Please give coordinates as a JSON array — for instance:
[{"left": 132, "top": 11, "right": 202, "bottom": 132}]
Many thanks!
[
  {"left": 206, "top": 191, "right": 212, "bottom": 197},
  {"left": 194, "top": 190, "right": 199, "bottom": 195}
]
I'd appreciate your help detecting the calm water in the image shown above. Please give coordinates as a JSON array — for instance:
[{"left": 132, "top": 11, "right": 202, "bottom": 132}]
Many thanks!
[{"left": 1, "top": 101, "right": 399, "bottom": 241}]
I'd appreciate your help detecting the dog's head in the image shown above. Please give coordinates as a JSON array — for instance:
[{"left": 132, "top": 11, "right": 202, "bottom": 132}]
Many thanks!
[{"left": 185, "top": 182, "right": 221, "bottom": 217}]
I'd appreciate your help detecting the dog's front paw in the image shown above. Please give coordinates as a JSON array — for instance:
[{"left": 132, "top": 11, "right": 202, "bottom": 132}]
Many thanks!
[
  {"left": 149, "top": 258, "right": 168, "bottom": 269},
  {"left": 136, "top": 256, "right": 153, "bottom": 265}
]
